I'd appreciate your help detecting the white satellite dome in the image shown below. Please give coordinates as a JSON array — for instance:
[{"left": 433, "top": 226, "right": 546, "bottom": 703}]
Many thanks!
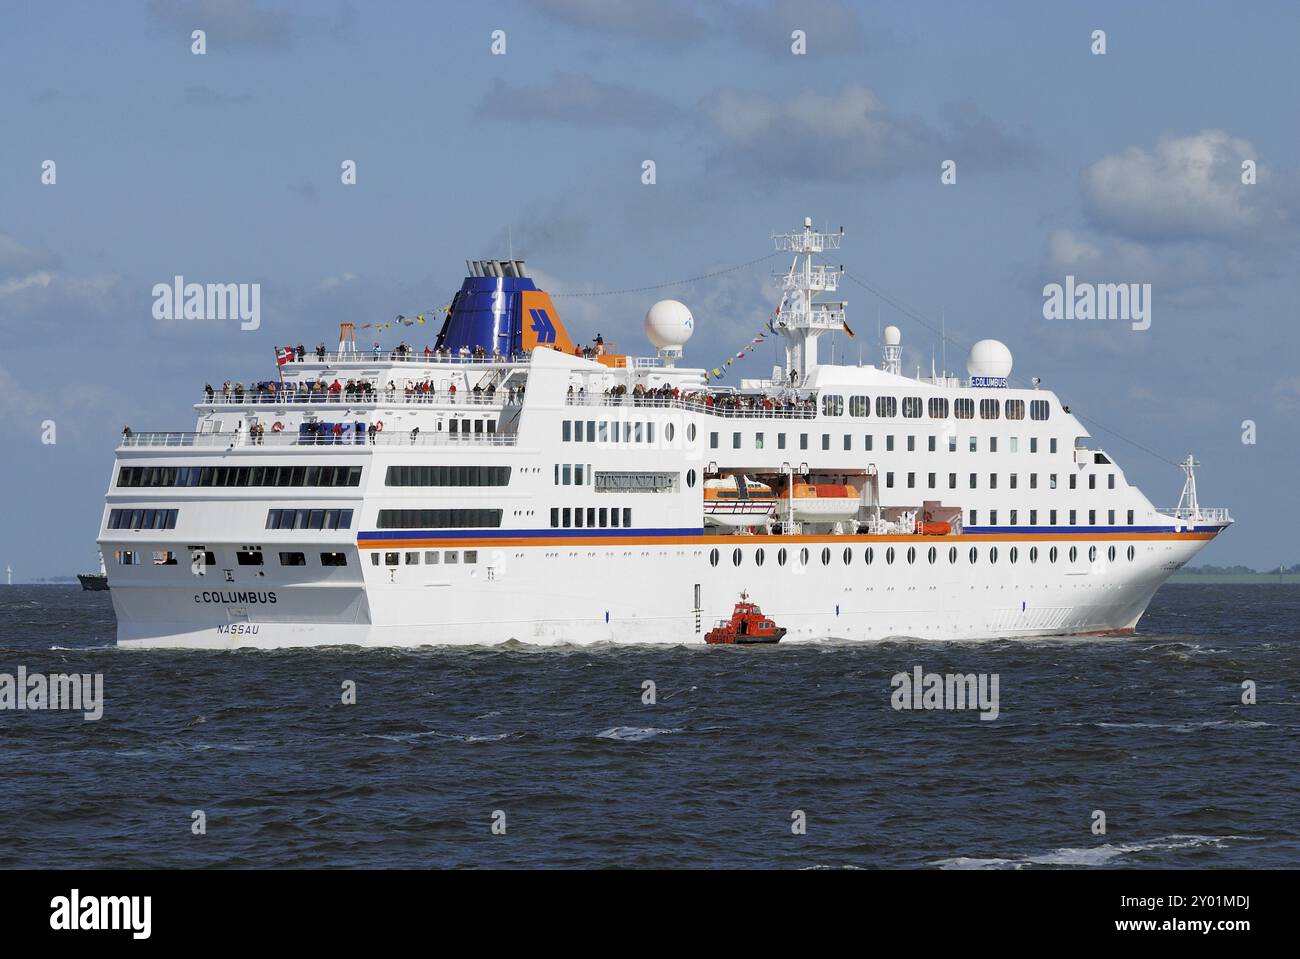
[
  {"left": 966, "top": 339, "right": 1013, "bottom": 379},
  {"left": 883, "top": 325, "right": 901, "bottom": 346},
  {"left": 644, "top": 299, "right": 695, "bottom": 350}
]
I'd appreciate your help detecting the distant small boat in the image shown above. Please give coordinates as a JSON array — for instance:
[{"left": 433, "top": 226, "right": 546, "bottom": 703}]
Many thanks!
[
  {"left": 78, "top": 552, "right": 109, "bottom": 591},
  {"left": 705, "top": 592, "right": 785, "bottom": 645}
]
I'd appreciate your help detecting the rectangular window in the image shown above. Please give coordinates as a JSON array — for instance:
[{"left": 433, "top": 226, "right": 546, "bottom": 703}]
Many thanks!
[
  {"left": 948, "top": 473, "right": 956, "bottom": 489},
  {"left": 563, "top": 508, "right": 571, "bottom": 527},
  {"left": 886, "top": 435, "right": 895, "bottom": 452},
  {"left": 320, "top": 552, "right": 348, "bottom": 567},
  {"left": 464, "top": 550, "right": 478, "bottom": 564},
  {"left": 575, "top": 464, "right": 584, "bottom": 485},
  {"left": 969, "top": 436, "right": 977, "bottom": 453},
  {"left": 278, "top": 551, "right": 306, "bottom": 566},
  {"left": 1010, "top": 510, "right": 1018, "bottom": 526},
  {"left": 444, "top": 551, "right": 459, "bottom": 564},
  {"left": 1108, "top": 509, "right": 1115, "bottom": 525},
  {"left": 800, "top": 434, "right": 808, "bottom": 450},
  {"left": 969, "top": 510, "right": 977, "bottom": 526},
  {"left": 821, "top": 434, "right": 830, "bottom": 451},
  {"left": 907, "top": 472, "right": 915, "bottom": 489},
  {"left": 425, "top": 551, "right": 440, "bottom": 564},
  {"left": 562, "top": 464, "right": 572, "bottom": 485},
  {"left": 969, "top": 473, "right": 977, "bottom": 489},
  {"left": 623, "top": 508, "right": 631, "bottom": 527},
  {"left": 949, "top": 435, "right": 957, "bottom": 453},
  {"left": 1049, "top": 473, "right": 1057, "bottom": 489},
  {"left": 733, "top": 431, "right": 741, "bottom": 449},
  {"left": 599, "top": 507, "right": 608, "bottom": 527},
  {"left": 989, "top": 473, "right": 997, "bottom": 489},
  {"left": 562, "top": 421, "right": 572, "bottom": 442},
  {"left": 405, "top": 551, "right": 420, "bottom": 565},
  {"left": 375, "top": 509, "right": 503, "bottom": 529},
  {"left": 1070, "top": 474, "right": 1077, "bottom": 490},
  {"left": 989, "top": 510, "right": 998, "bottom": 525},
  {"left": 1108, "top": 474, "right": 1115, "bottom": 489},
  {"left": 1009, "top": 437, "right": 1018, "bottom": 453},
  {"left": 1050, "top": 438, "right": 1058, "bottom": 454},
  {"left": 587, "top": 421, "right": 596, "bottom": 442},
  {"left": 1010, "top": 474, "right": 1018, "bottom": 489},
  {"left": 928, "top": 435, "right": 936, "bottom": 452},
  {"left": 710, "top": 431, "right": 719, "bottom": 449},
  {"left": 1029, "top": 509, "right": 1037, "bottom": 526},
  {"left": 990, "top": 437, "right": 998, "bottom": 453},
  {"left": 756, "top": 432, "right": 765, "bottom": 450},
  {"left": 865, "top": 435, "right": 873, "bottom": 451},
  {"left": 927, "top": 472, "right": 935, "bottom": 489},
  {"left": 843, "top": 434, "right": 851, "bottom": 451},
  {"left": 1030, "top": 437, "right": 1038, "bottom": 453},
  {"left": 886, "top": 472, "right": 894, "bottom": 488},
  {"left": 598, "top": 421, "right": 608, "bottom": 443},
  {"left": 1088, "top": 474, "right": 1096, "bottom": 490},
  {"left": 1050, "top": 509, "right": 1057, "bottom": 525},
  {"left": 550, "top": 507, "right": 559, "bottom": 528},
  {"left": 778, "top": 433, "right": 786, "bottom": 450},
  {"left": 1030, "top": 473, "right": 1038, "bottom": 489},
  {"left": 236, "top": 550, "right": 263, "bottom": 566},
  {"left": 1127, "top": 509, "right": 1134, "bottom": 525},
  {"left": 1089, "top": 509, "right": 1096, "bottom": 526},
  {"left": 1069, "top": 509, "right": 1077, "bottom": 525}
]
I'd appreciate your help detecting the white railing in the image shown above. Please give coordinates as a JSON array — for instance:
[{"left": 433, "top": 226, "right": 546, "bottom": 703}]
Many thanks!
[
  {"left": 1158, "top": 506, "right": 1232, "bottom": 523},
  {"left": 565, "top": 394, "right": 817, "bottom": 420},
  {"left": 199, "top": 389, "right": 517, "bottom": 407},
  {"left": 119, "top": 431, "right": 518, "bottom": 450},
  {"left": 283, "top": 350, "right": 529, "bottom": 366}
]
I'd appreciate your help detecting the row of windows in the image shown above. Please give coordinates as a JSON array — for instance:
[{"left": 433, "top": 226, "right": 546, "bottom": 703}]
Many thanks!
[
  {"left": 965, "top": 509, "right": 1134, "bottom": 527},
  {"left": 117, "top": 465, "right": 362, "bottom": 488},
  {"left": 108, "top": 508, "right": 178, "bottom": 529},
  {"left": 712, "top": 431, "right": 1064, "bottom": 455},
  {"left": 563, "top": 419, "right": 660, "bottom": 444},
  {"left": 375, "top": 509, "right": 503, "bottom": 529},
  {"left": 113, "top": 548, "right": 348, "bottom": 567},
  {"left": 372, "top": 549, "right": 478, "bottom": 567},
  {"left": 820, "top": 395, "right": 1050, "bottom": 422},
  {"left": 881, "top": 471, "right": 1118, "bottom": 494},
  {"left": 265, "top": 508, "right": 355, "bottom": 530},
  {"left": 549, "top": 506, "right": 633, "bottom": 529},
  {"left": 385, "top": 465, "right": 511, "bottom": 487},
  {"left": 709, "top": 542, "right": 1138, "bottom": 567}
]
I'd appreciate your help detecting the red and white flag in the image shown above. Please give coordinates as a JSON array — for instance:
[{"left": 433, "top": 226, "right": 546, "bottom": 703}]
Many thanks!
[{"left": 275, "top": 347, "right": 293, "bottom": 366}]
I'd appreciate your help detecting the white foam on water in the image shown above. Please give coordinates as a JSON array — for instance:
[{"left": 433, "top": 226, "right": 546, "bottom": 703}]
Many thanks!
[
  {"left": 933, "top": 834, "right": 1247, "bottom": 869},
  {"left": 596, "top": 726, "right": 680, "bottom": 741}
]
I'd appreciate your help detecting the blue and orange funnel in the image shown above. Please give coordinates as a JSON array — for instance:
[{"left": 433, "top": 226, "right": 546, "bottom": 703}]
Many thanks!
[{"left": 434, "top": 259, "right": 576, "bottom": 357}]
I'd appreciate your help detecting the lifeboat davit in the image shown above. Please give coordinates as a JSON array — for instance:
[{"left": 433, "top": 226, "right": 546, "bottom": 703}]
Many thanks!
[
  {"left": 704, "top": 592, "right": 786, "bottom": 645},
  {"left": 703, "top": 475, "right": 777, "bottom": 527},
  {"left": 784, "top": 482, "right": 859, "bottom": 522}
]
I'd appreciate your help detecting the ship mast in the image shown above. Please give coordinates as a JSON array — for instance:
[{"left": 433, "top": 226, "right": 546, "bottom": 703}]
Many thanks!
[{"left": 771, "top": 217, "right": 846, "bottom": 386}]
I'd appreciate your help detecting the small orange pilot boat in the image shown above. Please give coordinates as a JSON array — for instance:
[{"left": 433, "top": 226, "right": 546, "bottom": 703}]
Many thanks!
[{"left": 704, "top": 592, "right": 786, "bottom": 645}]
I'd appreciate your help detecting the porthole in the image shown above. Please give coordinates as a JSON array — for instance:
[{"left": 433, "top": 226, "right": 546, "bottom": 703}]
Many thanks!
[
  {"left": 686, "top": 469, "right": 697, "bottom": 488},
  {"left": 1050, "top": 546, "right": 1058, "bottom": 563},
  {"left": 886, "top": 547, "right": 895, "bottom": 565},
  {"left": 907, "top": 546, "right": 916, "bottom": 565},
  {"left": 709, "top": 548, "right": 719, "bottom": 567},
  {"left": 865, "top": 547, "right": 874, "bottom": 565},
  {"left": 1088, "top": 546, "right": 1097, "bottom": 563},
  {"left": 928, "top": 546, "right": 937, "bottom": 564},
  {"left": 665, "top": 422, "right": 675, "bottom": 442},
  {"left": 1029, "top": 546, "right": 1038, "bottom": 563},
  {"left": 732, "top": 547, "right": 742, "bottom": 567},
  {"left": 1069, "top": 546, "right": 1078, "bottom": 563},
  {"left": 1010, "top": 547, "right": 1018, "bottom": 564},
  {"left": 843, "top": 547, "right": 852, "bottom": 565},
  {"left": 799, "top": 548, "right": 809, "bottom": 566},
  {"left": 1127, "top": 545, "right": 1135, "bottom": 561},
  {"left": 755, "top": 548, "right": 765, "bottom": 567},
  {"left": 989, "top": 546, "right": 998, "bottom": 564},
  {"left": 948, "top": 546, "right": 957, "bottom": 564},
  {"left": 1108, "top": 546, "right": 1116, "bottom": 563},
  {"left": 778, "top": 548, "right": 788, "bottom": 566},
  {"left": 969, "top": 546, "right": 978, "bottom": 564},
  {"left": 686, "top": 423, "right": 696, "bottom": 442},
  {"left": 821, "top": 547, "right": 831, "bottom": 566}
]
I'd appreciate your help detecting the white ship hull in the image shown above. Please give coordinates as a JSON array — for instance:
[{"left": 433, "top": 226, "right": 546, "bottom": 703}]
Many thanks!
[{"left": 111, "top": 530, "right": 1218, "bottom": 650}]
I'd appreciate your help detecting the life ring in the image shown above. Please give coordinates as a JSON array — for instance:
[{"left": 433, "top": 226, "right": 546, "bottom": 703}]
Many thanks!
[
  {"left": 373, "top": 420, "right": 384, "bottom": 432},
  {"left": 271, "top": 421, "right": 285, "bottom": 433}
]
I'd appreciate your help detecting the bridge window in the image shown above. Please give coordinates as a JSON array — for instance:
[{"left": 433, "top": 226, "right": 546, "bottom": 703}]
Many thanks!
[
  {"left": 979, "top": 398, "right": 1000, "bottom": 419},
  {"left": 849, "top": 395, "right": 870, "bottom": 417},
  {"left": 1005, "top": 399, "right": 1025, "bottom": 420},
  {"left": 928, "top": 397, "right": 949, "bottom": 418},
  {"left": 278, "top": 552, "right": 306, "bottom": 566},
  {"left": 875, "top": 396, "right": 898, "bottom": 418},
  {"left": 386, "top": 465, "right": 510, "bottom": 486},
  {"left": 320, "top": 552, "right": 348, "bottom": 567},
  {"left": 1030, "top": 400, "right": 1050, "bottom": 420},
  {"left": 954, "top": 398, "right": 974, "bottom": 419},
  {"left": 902, "top": 397, "right": 922, "bottom": 418},
  {"left": 821, "top": 394, "right": 844, "bottom": 416},
  {"left": 236, "top": 550, "right": 263, "bottom": 566},
  {"left": 108, "top": 508, "right": 179, "bottom": 530}
]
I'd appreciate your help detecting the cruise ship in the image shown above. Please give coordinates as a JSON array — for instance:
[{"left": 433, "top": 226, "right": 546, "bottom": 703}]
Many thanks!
[{"left": 100, "top": 218, "right": 1231, "bottom": 649}]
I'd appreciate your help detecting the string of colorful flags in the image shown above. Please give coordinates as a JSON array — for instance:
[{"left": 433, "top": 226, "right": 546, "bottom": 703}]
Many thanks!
[{"left": 703, "top": 301, "right": 784, "bottom": 383}]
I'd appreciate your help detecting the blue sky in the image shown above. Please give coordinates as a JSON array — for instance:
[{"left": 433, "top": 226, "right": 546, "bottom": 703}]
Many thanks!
[{"left": 2, "top": 0, "right": 1298, "bottom": 577}]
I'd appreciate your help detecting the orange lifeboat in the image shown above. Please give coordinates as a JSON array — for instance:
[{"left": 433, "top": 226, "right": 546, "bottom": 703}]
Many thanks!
[
  {"left": 704, "top": 592, "right": 786, "bottom": 645},
  {"left": 785, "top": 482, "right": 859, "bottom": 522}
]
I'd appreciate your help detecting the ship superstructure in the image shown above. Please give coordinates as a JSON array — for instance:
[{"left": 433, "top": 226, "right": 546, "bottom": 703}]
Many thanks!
[{"left": 100, "top": 219, "right": 1231, "bottom": 648}]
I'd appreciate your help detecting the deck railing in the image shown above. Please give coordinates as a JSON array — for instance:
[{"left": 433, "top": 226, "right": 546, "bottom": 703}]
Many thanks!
[
  {"left": 198, "top": 389, "right": 516, "bottom": 407},
  {"left": 565, "top": 394, "right": 817, "bottom": 420},
  {"left": 119, "top": 431, "right": 518, "bottom": 450},
  {"left": 1157, "top": 506, "right": 1232, "bottom": 523},
  {"left": 283, "top": 350, "right": 529, "bottom": 366}
]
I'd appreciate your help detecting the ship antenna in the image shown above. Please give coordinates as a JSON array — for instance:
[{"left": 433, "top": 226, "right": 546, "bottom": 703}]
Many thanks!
[{"left": 941, "top": 306, "right": 947, "bottom": 381}]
